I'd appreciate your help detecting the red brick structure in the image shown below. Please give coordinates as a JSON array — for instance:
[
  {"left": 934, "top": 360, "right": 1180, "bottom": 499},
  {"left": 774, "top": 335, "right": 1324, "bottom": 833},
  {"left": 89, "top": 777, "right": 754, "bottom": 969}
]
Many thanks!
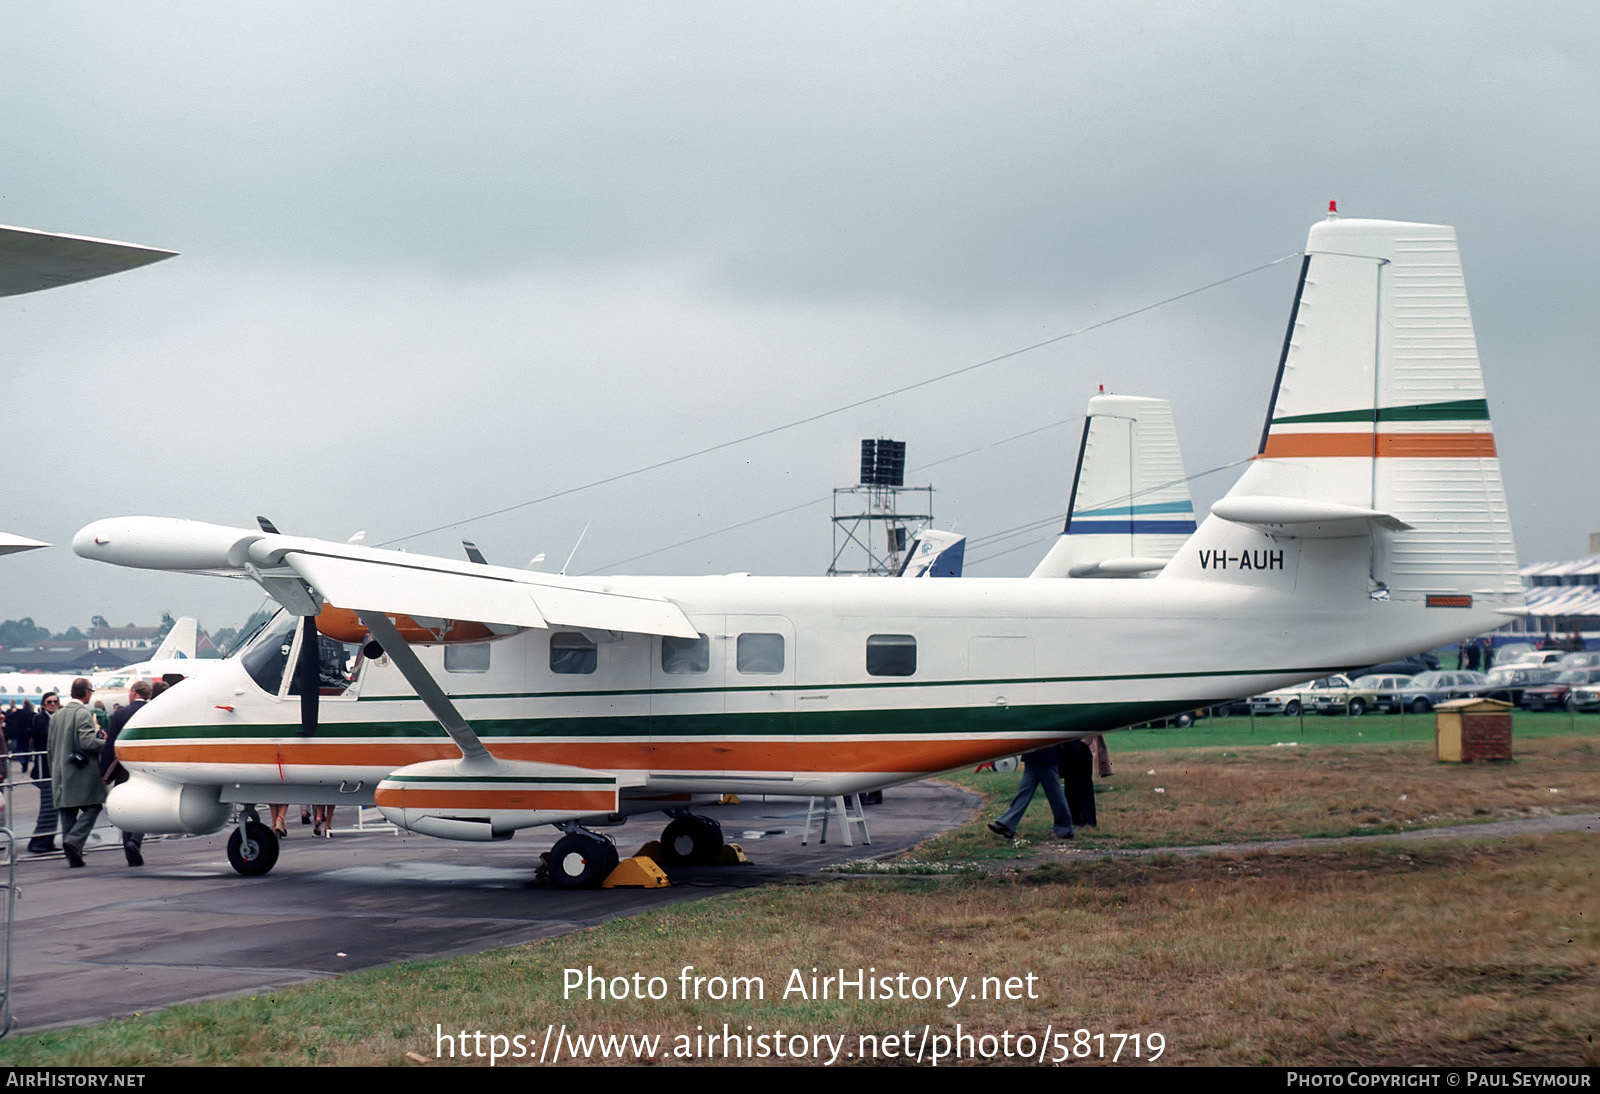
[{"left": 1434, "top": 697, "right": 1513, "bottom": 762}]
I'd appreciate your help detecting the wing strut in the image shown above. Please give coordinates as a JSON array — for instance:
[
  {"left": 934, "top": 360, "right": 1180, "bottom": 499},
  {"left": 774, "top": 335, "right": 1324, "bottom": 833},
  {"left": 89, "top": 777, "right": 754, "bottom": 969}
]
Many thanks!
[{"left": 357, "top": 610, "right": 492, "bottom": 766}]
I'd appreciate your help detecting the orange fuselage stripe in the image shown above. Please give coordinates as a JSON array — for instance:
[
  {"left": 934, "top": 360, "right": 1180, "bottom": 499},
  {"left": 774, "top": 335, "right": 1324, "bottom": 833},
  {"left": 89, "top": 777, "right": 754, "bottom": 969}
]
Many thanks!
[
  {"left": 373, "top": 788, "right": 617, "bottom": 810},
  {"left": 1260, "top": 432, "right": 1496, "bottom": 458}
]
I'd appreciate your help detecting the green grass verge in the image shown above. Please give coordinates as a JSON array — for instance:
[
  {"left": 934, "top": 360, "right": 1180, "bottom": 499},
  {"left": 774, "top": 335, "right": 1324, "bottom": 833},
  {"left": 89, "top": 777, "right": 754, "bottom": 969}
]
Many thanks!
[{"left": 1111, "top": 708, "right": 1599, "bottom": 750}]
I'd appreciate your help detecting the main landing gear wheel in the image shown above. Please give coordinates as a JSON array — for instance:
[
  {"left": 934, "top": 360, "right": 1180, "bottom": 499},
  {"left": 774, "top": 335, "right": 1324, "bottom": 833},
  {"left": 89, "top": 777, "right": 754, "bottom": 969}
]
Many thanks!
[
  {"left": 659, "top": 814, "right": 724, "bottom": 866},
  {"left": 227, "top": 820, "right": 280, "bottom": 877},
  {"left": 547, "top": 832, "right": 619, "bottom": 889}
]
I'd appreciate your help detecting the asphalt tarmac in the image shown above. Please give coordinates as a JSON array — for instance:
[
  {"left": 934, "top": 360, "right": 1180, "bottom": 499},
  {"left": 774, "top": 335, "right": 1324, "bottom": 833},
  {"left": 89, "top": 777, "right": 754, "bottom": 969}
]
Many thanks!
[{"left": 0, "top": 779, "right": 976, "bottom": 1034}]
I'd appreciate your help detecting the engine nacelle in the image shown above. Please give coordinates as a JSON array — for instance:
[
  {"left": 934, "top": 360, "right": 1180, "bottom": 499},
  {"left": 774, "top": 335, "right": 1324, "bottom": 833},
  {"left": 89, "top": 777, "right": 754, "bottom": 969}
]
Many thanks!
[
  {"left": 107, "top": 772, "right": 230, "bottom": 835},
  {"left": 374, "top": 759, "right": 623, "bottom": 841}
]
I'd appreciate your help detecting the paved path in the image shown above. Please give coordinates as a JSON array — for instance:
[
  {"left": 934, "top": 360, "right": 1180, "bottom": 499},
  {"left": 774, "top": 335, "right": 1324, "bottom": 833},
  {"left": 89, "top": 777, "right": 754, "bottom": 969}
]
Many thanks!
[{"left": 1, "top": 781, "right": 978, "bottom": 1034}]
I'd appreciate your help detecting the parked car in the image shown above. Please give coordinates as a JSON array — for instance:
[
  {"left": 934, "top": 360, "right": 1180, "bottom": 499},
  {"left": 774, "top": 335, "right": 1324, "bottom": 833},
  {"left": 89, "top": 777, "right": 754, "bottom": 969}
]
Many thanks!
[
  {"left": 1519, "top": 667, "right": 1600, "bottom": 711},
  {"left": 1475, "top": 666, "right": 1561, "bottom": 705},
  {"left": 1495, "top": 648, "right": 1567, "bottom": 669},
  {"left": 1558, "top": 651, "right": 1600, "bottom": 670},
  {"left": 1251, "top": 674, "right": 1355, "bottom": 717},
  {"left": 1354, "top": 653, "right": 1440, "bottom": 677},
  {"left": 1386, "top": 671, "right": 1489, "bottom": 714},
  {"left": 1495, "top": 642, "right": 1538, "bottom": 662},
  {"left": 1317, "top": 674, "right": 1413, "bottom": 716},
  {"left": 1568, "top": 684, "right": 1600, "bottom": 712}
]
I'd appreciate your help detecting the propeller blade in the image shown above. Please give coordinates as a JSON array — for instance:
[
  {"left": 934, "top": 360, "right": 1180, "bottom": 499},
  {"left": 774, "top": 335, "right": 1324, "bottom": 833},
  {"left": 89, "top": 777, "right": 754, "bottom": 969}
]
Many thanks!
[{"left": 298, "top": 614, "right": 320, "bottom": 737}]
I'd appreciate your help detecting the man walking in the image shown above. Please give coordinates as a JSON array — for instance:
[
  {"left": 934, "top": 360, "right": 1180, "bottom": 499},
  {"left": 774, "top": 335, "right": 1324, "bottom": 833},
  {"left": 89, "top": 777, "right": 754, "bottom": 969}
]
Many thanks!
[
  {"left": 987, "top": 745, "right": 1075, "bottom": 841},
  {"left": 47, "top": 678, "right": 108, "bottom": 867},
  {"left": 103, "top": 680, "right": 150, "bottom": 866}
]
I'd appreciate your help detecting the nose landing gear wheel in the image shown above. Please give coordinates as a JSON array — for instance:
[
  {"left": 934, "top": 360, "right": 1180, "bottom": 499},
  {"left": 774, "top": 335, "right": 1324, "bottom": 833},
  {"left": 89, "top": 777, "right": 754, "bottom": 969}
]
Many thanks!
[
  {"left": 547, "top": 832, "right": 620, "bottom": 889},
  {"left": 227, "top": 819, "right": 280, "bottom": 876},
  {"left": 659, "top": 814, "right": 724, "bottom": 865}
]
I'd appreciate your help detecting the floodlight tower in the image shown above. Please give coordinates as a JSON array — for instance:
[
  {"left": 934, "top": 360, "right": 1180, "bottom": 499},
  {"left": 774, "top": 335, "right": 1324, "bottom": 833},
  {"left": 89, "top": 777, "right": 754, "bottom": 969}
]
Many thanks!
[{"left": 828, "top": 438, "right": 934, "bottom": 576}]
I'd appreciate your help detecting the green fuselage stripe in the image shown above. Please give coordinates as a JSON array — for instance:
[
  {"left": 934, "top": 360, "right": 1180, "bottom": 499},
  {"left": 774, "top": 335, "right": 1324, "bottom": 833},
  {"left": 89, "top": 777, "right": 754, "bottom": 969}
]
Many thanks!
[
  {"left": 1271, "top": 398, "right": 1489, "bottom": 426},
  {"left": 123, "top": 694, "right": 1274, "bottom": 744}
]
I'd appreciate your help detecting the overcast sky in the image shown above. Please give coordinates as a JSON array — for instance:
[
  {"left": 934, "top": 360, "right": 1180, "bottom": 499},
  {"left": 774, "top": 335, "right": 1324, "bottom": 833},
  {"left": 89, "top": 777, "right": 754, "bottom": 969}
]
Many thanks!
[{"left": 3, "top": 2, "right": 1596, "bottom": 635}]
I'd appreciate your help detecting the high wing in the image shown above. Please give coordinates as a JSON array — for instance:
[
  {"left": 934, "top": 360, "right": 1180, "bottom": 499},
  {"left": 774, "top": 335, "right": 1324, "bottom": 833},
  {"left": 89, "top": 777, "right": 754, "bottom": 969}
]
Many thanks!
[
  {"left": 72, "top": 516, "right": 699, "bottom": 639},
  {"left": 0, "top": 532, "right": 48, "bottom": 557},
  {"left": 0, "top": 224, "right": 175, "bottom": 297},
  {"left": 76, "top": 516, "right": 697, "bottom": 776}
]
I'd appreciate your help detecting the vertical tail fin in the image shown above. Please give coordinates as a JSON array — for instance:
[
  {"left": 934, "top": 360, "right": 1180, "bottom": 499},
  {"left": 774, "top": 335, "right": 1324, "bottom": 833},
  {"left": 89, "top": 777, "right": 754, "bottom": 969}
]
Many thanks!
[
  {"left": 151, "top": 616, "right": 199, "bottom": 661},
  {"left": 1031, "top": 394, "right": 1196, "bottom": 578},
  {"left": 897, "top": 529, "right": 967, "bottom": 576},
  {"left": 1189, "top": 214, "right": 1521, "bottom": 610}
]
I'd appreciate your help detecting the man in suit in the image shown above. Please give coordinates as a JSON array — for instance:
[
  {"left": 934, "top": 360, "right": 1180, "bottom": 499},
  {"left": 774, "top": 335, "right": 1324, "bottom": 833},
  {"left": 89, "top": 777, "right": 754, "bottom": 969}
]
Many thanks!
[{"left": 48, "top": 678, "right": 107, "bottom": 867}]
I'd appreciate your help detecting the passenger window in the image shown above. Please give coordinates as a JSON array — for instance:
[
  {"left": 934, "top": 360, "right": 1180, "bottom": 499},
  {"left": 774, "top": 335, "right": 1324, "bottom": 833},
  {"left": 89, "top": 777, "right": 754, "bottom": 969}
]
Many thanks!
[
  {"left": 661, "top": 634, "right": 710, "bottom": 675},
  {"left": 736, "top": 633, "right": 785, "bottom": 675},
  {"left": 550, "top": 632, "right": 597, "bottom": 675},
  {"left": 444, "top": 643, "right": 491, "bottom": 674},
  {"left": 866, "top": 634, "right": 917, "bottom": 677}
]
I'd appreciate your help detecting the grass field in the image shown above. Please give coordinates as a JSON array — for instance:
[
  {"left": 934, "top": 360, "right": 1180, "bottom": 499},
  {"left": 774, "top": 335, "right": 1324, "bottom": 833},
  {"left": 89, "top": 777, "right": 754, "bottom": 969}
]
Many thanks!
[
  {"left": 1, "top": 726, "right": 1595, "bottom": 1067},
  {"left": 908, "top": 724, "right": 1600, "bottom": 861},
  {"left": 1112, "top": 707, "right": 1600, "bottom": 751}
]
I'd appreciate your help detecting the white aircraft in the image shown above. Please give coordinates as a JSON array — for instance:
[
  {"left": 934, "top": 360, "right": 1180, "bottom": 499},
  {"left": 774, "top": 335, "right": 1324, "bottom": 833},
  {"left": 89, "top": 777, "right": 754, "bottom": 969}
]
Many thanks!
[
  {"left": 72, "top": 212, "right": 1523, "bottom": 886},
  {"left": 896, "top": 529, "right": 966, "bottom": 577},
  {"left": 0, "top": 673, "right": 78, "bottom": 711},
  {"left": 1031, "top": 393, "right": 1196, "bottom": 578},
  {"left": 0, "top": 619, "right": 212, "bottom": 711},
  {"left": 92, "top": 617, "right": 225, "bottom": 699}
]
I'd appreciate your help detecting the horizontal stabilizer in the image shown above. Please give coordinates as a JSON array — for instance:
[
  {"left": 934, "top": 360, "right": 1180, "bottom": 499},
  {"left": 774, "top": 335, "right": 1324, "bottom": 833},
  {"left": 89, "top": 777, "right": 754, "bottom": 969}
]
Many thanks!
[
  {"left": 1065, "top": 557, "right": 1170, "bottom": 578},
  {"left": 1211, "top": 496, "right": 1413, "bottom": 538}
]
